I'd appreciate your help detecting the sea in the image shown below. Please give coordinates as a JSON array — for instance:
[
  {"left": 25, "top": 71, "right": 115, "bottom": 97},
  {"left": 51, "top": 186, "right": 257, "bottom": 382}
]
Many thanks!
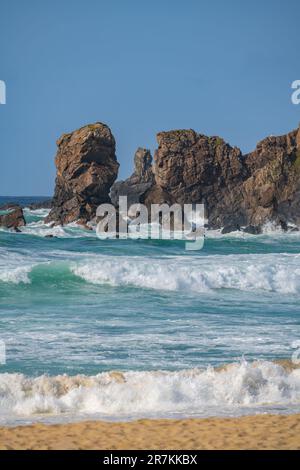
[{"left": 0, "top": 196, "right": 300, "bottom": 426}]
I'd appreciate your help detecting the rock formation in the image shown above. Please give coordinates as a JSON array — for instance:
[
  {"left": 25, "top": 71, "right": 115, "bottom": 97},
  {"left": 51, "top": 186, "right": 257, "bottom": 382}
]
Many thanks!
[
  {"left": 140, "top": 125, "right": 300, "bottom": 230},
  {"left": 46, "top": 123, "right": 119, "bottom": 225},
  {"left": 0, "top": 206, "right": 26, "bottom": 230},
  {"left": 241, "top": 127, "right": 300, "bottom": 227},
  {"left": 110, "top": 147, "right": 154, "bottom": 207},
  {"left": 47, "top": 121, "right": 300, "bottom": 232}
]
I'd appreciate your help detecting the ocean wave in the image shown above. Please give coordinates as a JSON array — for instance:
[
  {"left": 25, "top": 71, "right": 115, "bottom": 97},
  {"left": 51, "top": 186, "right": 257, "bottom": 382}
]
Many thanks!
[
  {"left": 71, "top": 253, "right": 300, "bottom": 294},
  {"left": 0, "top": 266, "right": 32, "bottom": 284},
  {"left": 0, "top": 361, "right": 299, "bottom": 424},
  {"left": 0, "top": 248, "right": 38, "bottom": 284},
  {"left": 1, "top": 251, "right": 300, "bottom": 294},
  {"left": 23, "top": 208, "right": 51, "bottom": 218},
  {"left": 19, "top": 220, "right": 96, "bottom": 239}
]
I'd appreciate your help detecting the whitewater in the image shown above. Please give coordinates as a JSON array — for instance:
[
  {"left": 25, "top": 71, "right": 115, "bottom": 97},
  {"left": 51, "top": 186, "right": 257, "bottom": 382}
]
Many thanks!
[{"left": 0, "top": 202, "right": 300, "bottom": 425}]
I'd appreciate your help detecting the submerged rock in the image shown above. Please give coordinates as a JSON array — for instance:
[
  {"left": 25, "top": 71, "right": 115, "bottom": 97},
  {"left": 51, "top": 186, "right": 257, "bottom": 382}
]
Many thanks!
[
  {"left": 221, "top": 224, "right": 241, "bottom": 234},
  {"left": 46, "top": 123, "right": 119, "bottom": 225},
  {"left": 29, "top": 199, "right": 52, "bottom": 210},
  {"left": 243, "top": 225, "right": 263, "bottom": 235}
]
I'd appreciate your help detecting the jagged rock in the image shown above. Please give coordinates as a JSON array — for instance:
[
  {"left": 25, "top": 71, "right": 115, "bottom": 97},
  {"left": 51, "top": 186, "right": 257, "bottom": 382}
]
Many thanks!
[
  {"left": 241, "top": 127, "right": 300, "bottom": 227},
  {"left": 0, "top": 206, "right": 26, "bottom": 229},
  {"left": 221, "top": 224, "right": 240, "bottom": 234},
  {"left": 243, "top": 225, "right": 263, "bottom": 235},
  {"left": 46, "top": 122, "right": 300, "bottom": 233},
  {"left": 110, "top": 148, "right": 154, "bottom": 207},
  {"left": 29, "top": 199, "right": 52, "bottom": 210},
  {"left": 46, "top": 123, "right": 119, "bottom": 225},
  {"left": 144, "top": 125, "right": 300, "bottom": 231},
  {"left": 147, "top": 130, "right": 247, "bottom": 228}
]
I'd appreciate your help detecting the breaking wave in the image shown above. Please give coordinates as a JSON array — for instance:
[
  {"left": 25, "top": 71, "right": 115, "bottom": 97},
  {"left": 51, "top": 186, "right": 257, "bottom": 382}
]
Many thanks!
[
  {"left": 1, "top": 251, "right": 300, "bottom": 295},
  {"left": 72, "top": 253, "right": 300, "bottom": 294},
  {"left": 0, "top": 361, "right": 300, "bottom": 425}
]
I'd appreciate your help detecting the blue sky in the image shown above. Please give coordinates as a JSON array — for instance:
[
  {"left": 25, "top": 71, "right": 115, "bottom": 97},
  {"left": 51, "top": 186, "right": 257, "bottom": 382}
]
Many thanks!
[{"left": 0, "top": 0, "right": 299, "bottom": 196}]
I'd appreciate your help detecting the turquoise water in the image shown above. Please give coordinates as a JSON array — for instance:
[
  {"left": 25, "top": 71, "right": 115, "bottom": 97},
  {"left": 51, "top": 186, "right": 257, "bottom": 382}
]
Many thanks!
[{"left": 0, "top": 199, "right": 300, "bottom": 424}]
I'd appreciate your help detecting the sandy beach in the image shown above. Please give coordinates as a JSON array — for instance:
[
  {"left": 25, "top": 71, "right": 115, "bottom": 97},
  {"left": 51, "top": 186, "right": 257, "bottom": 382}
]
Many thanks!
[{"left": 0, "top": 414, "right": 299, "bottom": 450}]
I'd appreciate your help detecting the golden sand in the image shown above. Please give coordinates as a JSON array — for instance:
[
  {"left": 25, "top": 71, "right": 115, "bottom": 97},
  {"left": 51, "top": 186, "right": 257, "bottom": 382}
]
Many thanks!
[{"left": 0, "top": 414, "right": 299, "bottom": 450}]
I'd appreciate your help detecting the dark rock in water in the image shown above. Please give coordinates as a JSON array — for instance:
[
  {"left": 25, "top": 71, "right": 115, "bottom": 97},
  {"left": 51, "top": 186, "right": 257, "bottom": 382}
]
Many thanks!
[
  {"left": 289, "top": 226, "right": 299, "bottom": 232},
  {"left": 110, "top": 148, "right": 154, "bottom": 207},
  {"left": 279, "top": 220, "right": 288, "bottom": 232},
  {"left": 243, "top": 225, "right": 263, "bottom": 235},
  {"left": 29, "top": 199, "right": 52, "bottom": 210},
  {"left": 45, "top": 123, "right": 119, "bottom": 225},
  {"left": 44, "top": 234, "right": 55, "bottom": 238},
  {"left": 221, "top": 224, "right": 241, "bottom": 234},
  {"left": 0, "top": 203, "right": 21, "bottom": 211},
  {"left": 0, "top": 206, "right": 26, "bottom": 229}
]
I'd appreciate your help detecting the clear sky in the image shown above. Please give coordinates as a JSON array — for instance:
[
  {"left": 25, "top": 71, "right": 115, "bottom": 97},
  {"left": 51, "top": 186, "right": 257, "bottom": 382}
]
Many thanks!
[{"left": 0, "top": 0, "right": 299, "bottom": 196}]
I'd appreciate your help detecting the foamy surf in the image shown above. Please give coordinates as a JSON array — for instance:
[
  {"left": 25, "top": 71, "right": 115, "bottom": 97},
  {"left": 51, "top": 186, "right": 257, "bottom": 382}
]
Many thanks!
[
  {"left": 0, "top": 361, "right": 300, "bottom": 425},
  {"left": 72, "top": 253, "right": 300, "bottom": 294},
  {"left": 1, "top": 249, "right": 300, "bottom": 295}
]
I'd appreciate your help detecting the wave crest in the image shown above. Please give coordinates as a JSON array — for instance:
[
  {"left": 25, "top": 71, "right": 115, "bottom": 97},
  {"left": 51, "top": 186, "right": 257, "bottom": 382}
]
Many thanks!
[
  {"left": 0, "top": 361, "right": 300, "bottom": 424},
  {"left": 71, "top": 253, "right": 300, "bottom": 294}
]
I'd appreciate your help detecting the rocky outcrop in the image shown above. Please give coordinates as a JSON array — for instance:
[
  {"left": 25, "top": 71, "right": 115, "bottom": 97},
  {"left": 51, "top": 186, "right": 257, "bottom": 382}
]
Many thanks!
[
  {"left": 241, "top": 128, "right": 300, "bottom": 227},
  {"left": 147, "top": 130, "right": 247, "bottom": 227},
  {"left": 29, "top": 199, "right": 52, "bottom": 210},
  {"left": 142, "top": 125, "right": 300, "bottom": 229},
  {"left": 46, "top": 121, "right": 300, "bottom": 231},
  {"left": 110, "top": 147, "right": 154, "bottom": 207},
  {"left": 46, "top": 123, "right": 119, "bottom": 225},
  {"left": 0, "top": 206, "right": 26, "bottom": 230}
]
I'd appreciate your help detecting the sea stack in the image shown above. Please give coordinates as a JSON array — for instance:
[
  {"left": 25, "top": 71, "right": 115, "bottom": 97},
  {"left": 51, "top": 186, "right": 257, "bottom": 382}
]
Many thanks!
[{"left": 46, "top": 123, "right": 119, "bottom": 225}]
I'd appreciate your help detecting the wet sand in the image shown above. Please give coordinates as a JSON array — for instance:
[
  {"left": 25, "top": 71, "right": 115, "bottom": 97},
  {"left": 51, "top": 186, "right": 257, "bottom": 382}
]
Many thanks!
[{"left": 0, "top": 413, "right": 299, "bottom": 450}]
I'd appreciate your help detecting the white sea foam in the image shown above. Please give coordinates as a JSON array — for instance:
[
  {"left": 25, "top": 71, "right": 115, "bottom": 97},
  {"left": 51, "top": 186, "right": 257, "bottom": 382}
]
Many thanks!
[
  {"left": 19, "top": 220, "right": 97, "bottom": 239},
  {"left": 0, "top": 248, "right": 37, "bottom": 284},
  {"left": 72, "top": 253, "right": 300, "bottom": 294},
  {"left": 0, "top": 361, "right": 299, "bottom": 425},
  {"left": 23, "top": 208, "right": 51, "bottom": 218},
  {"left": 0, "top": 266, "right": 32, "bottom": 284}
]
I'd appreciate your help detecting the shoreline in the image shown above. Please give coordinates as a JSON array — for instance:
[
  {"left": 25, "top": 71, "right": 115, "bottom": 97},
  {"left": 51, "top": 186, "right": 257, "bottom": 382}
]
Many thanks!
[{"left": 0, "top": 414, "right": 299, "bottom": 450}]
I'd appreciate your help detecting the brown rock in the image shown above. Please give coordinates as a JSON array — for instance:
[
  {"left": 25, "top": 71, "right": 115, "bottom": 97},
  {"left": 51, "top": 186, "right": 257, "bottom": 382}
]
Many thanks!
[
  {"left": 149, "top": 130, "right": 247, "bottom": 228},
  {"left": 242, "top": 127, "right": 300, "bottom": 226},
  {"left": 46, "top": 123, "right": 119, "bottom": 225},
  {"left": 0, "top": 206, "right": 26, "bottom": 229},
  {"left": 144, "top": 125, "right": 300, "bottom": 230}
]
